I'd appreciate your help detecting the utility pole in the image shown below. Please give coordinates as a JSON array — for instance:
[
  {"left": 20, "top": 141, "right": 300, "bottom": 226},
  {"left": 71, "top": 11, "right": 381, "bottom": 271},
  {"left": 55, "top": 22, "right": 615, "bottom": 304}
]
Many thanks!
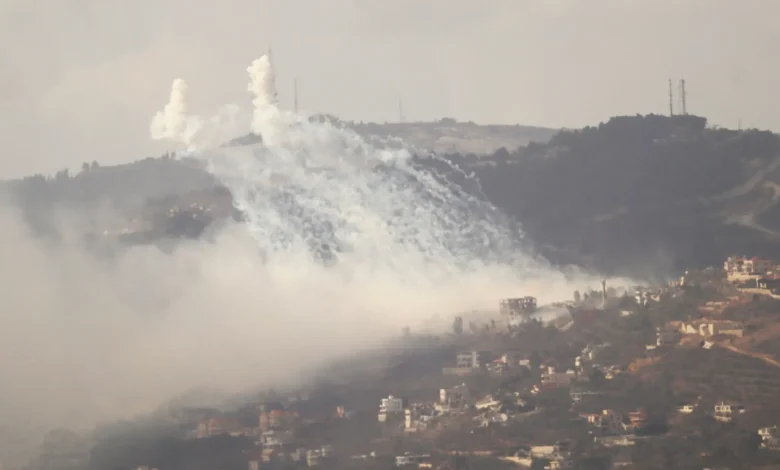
[{"left": 668, "top": 79, "right": 674, "bottom": 116}]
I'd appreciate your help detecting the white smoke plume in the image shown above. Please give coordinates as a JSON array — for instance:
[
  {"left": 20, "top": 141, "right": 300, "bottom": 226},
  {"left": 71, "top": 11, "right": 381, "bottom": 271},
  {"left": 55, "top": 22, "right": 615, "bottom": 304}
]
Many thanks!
[
  {"left": 0, "top": 52, "right": 633, "bottom": 467},
  {"left": 149, "top": 78, "right": 200, "bottom": 147},
  {"left": 247, "top": 55, "right": 288, "bottom": 147},
  {"left": 150, "top": 79, "right": 249, "bottom": 151},
  {"left": 247, "top": 55, "right": 277, "bottom": 109}
]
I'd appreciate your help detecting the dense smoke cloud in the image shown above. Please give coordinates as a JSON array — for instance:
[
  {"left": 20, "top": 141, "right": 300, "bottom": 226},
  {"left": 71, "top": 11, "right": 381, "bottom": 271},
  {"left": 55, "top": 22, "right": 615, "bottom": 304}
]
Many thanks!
[
  {"left": 150, "top": 78, "right": 196, "bottom": 146},
  {"left": 0, "top": 53, "right": 632, "bottom": 467}
]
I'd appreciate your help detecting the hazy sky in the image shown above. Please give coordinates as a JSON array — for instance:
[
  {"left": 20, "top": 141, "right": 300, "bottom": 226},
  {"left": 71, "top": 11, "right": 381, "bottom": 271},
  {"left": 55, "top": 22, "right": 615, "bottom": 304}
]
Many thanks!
[{"left": 0, "top": 0, "right": 778, "bottom": 177}]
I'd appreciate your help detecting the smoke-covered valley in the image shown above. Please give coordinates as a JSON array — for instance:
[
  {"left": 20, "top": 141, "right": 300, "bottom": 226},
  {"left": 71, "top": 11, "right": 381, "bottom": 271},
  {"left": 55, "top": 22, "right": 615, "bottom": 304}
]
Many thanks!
[{"left": 0, "top": 54, "right": 624, "bottom": 467}]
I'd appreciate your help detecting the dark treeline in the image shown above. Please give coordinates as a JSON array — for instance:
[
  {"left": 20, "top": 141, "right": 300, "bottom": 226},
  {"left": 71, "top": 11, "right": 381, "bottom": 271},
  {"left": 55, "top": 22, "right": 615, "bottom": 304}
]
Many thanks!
[{"left": 436, "top": 114, "right": 780, "bottom": 276}]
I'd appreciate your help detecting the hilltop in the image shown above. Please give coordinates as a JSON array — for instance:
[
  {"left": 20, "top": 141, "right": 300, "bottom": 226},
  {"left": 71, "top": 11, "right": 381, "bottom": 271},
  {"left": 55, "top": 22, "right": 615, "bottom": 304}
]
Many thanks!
[
  {"left": 455, "top": 114, "right": 780, "bottom": 275},
  {"left": 308, "top": 115, "right": 557, "bottom": 155},
  {"left": 4, "top": 114, "right": 780, "bottom": 278},
  {"left": 350, "top": 117, "right": 557, "bottom": 155}
]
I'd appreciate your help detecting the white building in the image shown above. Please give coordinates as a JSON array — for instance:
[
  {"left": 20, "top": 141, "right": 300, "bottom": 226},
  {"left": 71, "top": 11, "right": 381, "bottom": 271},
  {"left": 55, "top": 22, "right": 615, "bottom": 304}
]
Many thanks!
[
  {"left": 439, "top": 384, "right": 470, "bottom": 410},
  {"left": 677, "top": 404, "right": 695, "bottom": 414},
  {"left": 680, "top": 321, "right": 744, "bottom": 338},
  {"left": 475, "top": 395, "right": 501, "bottom": 410},
  {"left": 456, "top": 351, "right": 481, "bottom": 369},
  {"left": 759, "top": 426, "right": 780, "bottom": 449},
  {"left": 714, "top": 401, "right": 745, "bottom": 422},
  {"left": 725, "top": 256, "right": 773, "bottom": 281},
  {"left": 378, "top": 395, "right": 404, "bottom": 422}
]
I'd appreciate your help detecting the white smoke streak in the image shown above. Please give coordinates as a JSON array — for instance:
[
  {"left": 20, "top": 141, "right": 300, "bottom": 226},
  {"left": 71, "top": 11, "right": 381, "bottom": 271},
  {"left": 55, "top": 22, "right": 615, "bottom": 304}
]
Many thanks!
[
  {"left": 247, "top": 56, "right": 277, "bottom": 109},
  {"left": 149, "top": 78, "right": 200, "bottom": 147},
  {"left": 150, "top": 79, "right": 249, "bottom": 151},
  {"left": 247, "top": 55, "right": 287, "bottom": 147},
  {"left": 147, "top": 54, "right": 605, "bottom": 315}
]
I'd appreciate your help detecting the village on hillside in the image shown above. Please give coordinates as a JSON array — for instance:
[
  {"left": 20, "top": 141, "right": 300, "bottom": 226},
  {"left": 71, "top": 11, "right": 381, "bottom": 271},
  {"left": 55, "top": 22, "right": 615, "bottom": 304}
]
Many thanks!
[{"left": 71, "top": 255, "right": 780, "bottom": 470}]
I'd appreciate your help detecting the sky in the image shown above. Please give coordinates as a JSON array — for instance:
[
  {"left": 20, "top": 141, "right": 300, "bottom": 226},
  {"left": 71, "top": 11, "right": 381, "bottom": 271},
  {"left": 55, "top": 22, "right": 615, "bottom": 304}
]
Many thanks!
[{"left": 0, "top": 0, "right": 778, "bottom": 177}]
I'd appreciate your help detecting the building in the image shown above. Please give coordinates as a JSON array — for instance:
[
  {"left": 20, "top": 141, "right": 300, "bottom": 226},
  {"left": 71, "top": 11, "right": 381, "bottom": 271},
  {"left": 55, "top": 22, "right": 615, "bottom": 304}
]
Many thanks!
[
  {"left": 714, "top": 401, "right": 745, "bottom": 422},
  {"left": 656, "top": 327, "right": 681, "bottom": 347},
  {"left": 502, "top": 350, "right": 530, "bottom": 367},
  {"left": 378, "top": 395, "right": 405, "bottom": 422},
  {"left": 679, "top": 321, "right": 744, "bottom": 338},
  {"left": 541, "top": 367, "right": 577, "bottom": 386},
  {"left": 759, "top": 426, "right": 780, "bottom": 450},
  {"left": 395, "top": 453, "right": 431, "bottom": 467},
  {"left": 405, "top": 404, "right": 435, "bottom": 431},
  {"left": 456, "top": 351, "right": 482, "bottom": 369},
  {"left": 678, "top": 404, "right": 695, "bottom": 414},
  {"left": 259, "top": 409, "right": 300, "bottom": 431},
  {"left": 197, "top": 417, "right": 240, "bottom": 438},
  {"left": 474, "top": 395, "right": 501, "bottom": 410},
  {"left": 260, "top": 430, "right": 293, "bottom": 450},
  {"left": 725, "top": 256, "right": 773, "bottom": 281},
  {"left": 439, "top": 384, "right": 470, "bottom": 410},
  {"left": 305, "top": 446, "right": 333, "bottom": 467},
  {"left": 581, "top": 343, "right": 611, "bottom": 361},
  {"left": 500, "top": 297, "right": 537, "bottom": 324},
  {"left": 580, "top": 409, "right": 625, "bottom": 434}
]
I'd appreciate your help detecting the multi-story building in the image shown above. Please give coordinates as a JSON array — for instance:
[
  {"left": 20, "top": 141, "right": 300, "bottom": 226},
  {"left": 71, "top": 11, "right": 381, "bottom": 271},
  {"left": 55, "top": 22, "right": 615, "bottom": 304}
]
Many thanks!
[
  {"left": 196, "top": 417, "right": 239, "bottom": 438},
  {"left": 259, "top": 409, "right": 300, "bottom": 431},
  {"left": 759, "top": 426, "right": 780, "bottom": 449},
  {"left": 456, "top": 351, "right": 482, "bottom": 369},
  {"left": 725, "top": 256, "right": 773, "bottom": 281},
  {"left": 378, "top": 395, "right": 405, "bottom": 422},
  {"left": 439, "top": 384, "right": 470, "bottom": 410},
  {"left": 500, "top": 297, "right": 537, "bottom": 325}
]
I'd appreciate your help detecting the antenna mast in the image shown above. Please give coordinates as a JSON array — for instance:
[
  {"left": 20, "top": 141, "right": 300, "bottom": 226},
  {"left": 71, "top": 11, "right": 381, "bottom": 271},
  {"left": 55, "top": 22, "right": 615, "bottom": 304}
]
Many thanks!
[
  {"left": 266, "top": 45, "right": 278, "bottom": 102},
  {"left": 678, "top": 79, "right": 688, "bottom": 115},
  {"left": 668, "top": 79, "right": 674, "bottom": 116}
]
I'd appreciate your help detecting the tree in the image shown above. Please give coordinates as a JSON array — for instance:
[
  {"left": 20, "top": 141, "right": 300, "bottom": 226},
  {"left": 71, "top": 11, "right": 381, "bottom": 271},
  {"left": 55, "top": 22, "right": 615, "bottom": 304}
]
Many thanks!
[
  {"left": 574, "top": 290, "right": 581, "bottom": 303},
  {"left": 81, "top": 162, "right": 90, "bottom": 173},
  {"left": 54, "top": 168, "right": 69, "bottom": 181},
  {"left": 589, "top": 367, "right": 605, "bottom": 385},
  {"left": 453, "top": 316, "right": 463, "bottom": 335}
]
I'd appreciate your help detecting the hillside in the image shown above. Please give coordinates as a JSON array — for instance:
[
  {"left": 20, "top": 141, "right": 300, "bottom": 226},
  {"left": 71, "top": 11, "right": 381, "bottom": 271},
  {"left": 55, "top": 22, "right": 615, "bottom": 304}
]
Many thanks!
[
  {"left": 350, "top": 117, "right": 557, "bottom": 155},
  {"left": 4, "top": 114, "right": 780, "bottom": 278},
  {"left": 459, "top": 114, "right": 780, "bottom": 275}
]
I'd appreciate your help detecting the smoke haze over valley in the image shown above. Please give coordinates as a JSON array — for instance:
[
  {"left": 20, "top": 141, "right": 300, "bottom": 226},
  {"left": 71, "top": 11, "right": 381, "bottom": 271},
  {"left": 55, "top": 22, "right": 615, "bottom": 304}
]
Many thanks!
[
  {"left": 3, "top": 2, "right": 780, "bottom": 469},
  {"left": 0, "top": 51, "right": 619, "bottom": 466}
]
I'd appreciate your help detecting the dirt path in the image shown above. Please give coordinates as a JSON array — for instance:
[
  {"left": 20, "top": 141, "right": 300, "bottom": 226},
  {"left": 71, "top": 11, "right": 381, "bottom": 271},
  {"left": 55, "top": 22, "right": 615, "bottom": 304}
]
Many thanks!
[
  {"left": 706, "top": 156, "right": 780, "bottom": 203},
  {"left": 719, "top": 342, "right": 780, "bottom": 369}
]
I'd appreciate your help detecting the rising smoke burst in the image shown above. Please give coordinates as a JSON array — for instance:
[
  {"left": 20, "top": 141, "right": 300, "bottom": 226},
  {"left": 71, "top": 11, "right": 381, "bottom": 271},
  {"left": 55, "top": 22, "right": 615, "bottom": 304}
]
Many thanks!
[
  {"left": 150, "top": 54, "right": 595, "bottom": 313},
  {"left": 149, "top": 78, "right": 199, "bottom": 147}
]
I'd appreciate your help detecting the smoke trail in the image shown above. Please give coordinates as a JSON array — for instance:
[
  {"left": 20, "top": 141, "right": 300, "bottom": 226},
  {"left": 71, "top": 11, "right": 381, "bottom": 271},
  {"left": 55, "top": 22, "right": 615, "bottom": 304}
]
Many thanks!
[
  {"left": 150, "top": 53, "right": 609, "bottom": 319},
  {"left": 150, "top": 78, "right": 199, "bottom": 147},
  {"left": 247, "top": 55, "right": 285, "bottom": 147},
  {"left": 247, "top": 56, "right": 277, "bottom": 110}
]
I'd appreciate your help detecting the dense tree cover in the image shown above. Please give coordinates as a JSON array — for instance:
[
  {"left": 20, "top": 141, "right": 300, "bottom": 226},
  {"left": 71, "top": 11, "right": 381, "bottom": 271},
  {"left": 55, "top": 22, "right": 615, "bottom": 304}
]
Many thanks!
[
  {"left": 443, "top": 114, "right": 780, "bottom": 276},
  {"left": 88, "top": 434, "right": 253, "bottom": 470}
]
